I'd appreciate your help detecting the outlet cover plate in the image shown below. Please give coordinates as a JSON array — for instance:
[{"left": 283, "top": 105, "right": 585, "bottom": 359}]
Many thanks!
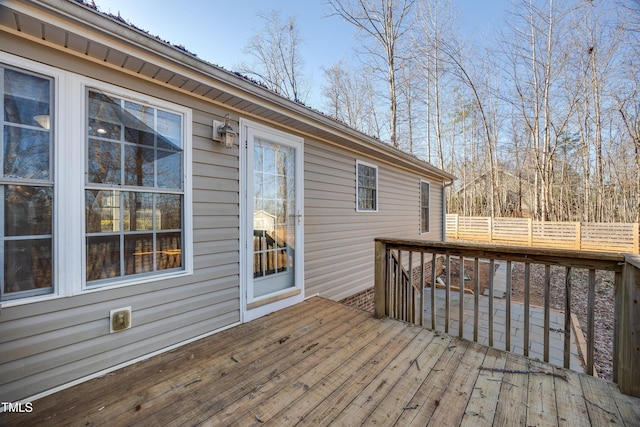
[{"left": 110, "top": 306, "right": 132, "bottom": 333}]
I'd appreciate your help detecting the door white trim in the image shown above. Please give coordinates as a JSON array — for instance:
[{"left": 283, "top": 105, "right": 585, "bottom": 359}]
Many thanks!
[{"left": 239, "top": 118, "right": 304, "bottom": 322}]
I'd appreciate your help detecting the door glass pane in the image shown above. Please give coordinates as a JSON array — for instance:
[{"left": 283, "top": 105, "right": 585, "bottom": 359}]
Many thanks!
[{"left": 252, "top": 138, "right": 295, "bottom": 298}]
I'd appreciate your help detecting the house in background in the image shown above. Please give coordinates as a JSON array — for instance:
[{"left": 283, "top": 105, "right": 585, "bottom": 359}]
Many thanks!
[
  {"left": 453, "top": 170, "right": 534, "bottom": 217},
  {"left": 0, "top": 0, "right": 454, "bottom": 403}
]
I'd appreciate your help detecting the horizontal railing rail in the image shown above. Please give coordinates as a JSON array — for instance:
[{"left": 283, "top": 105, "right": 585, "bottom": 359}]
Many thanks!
[{"left": 374, "top": 238, "right": 639, "bottom": 397}]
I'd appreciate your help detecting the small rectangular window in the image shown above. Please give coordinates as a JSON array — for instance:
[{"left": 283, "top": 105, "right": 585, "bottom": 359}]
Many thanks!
[
  {"left": 420, "top": 181, "right": 430, "bottom": 233},
  {"left": 1, "top": 66, "right": 54, "bottom": 301},
  {"left": 356, "top": 161, "right": 377, "bottom": 211},
  {"left": 85, "top": 89, "right": 184, "bottom": 286}
]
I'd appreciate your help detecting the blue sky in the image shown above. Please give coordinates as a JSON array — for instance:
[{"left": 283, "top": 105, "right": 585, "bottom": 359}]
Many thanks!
[{"left": 94, "top": 0, "right": 508, "bottom": 107}]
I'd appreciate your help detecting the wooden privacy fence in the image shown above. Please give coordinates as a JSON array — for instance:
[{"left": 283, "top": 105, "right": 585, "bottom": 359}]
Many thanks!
[{"left": 446, "top": 214, "right": 640, "bottom": 253}]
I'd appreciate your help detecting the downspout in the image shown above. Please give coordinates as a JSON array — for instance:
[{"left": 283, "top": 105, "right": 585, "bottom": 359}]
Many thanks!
[{"left": 442, "top": 180, "right": 454, "bottom": 241}]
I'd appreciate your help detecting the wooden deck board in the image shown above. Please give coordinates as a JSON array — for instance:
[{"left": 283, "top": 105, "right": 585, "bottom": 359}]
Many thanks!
[
  {"left": 147, "top": 301, "right": 355, "bottom": 426},
  {"left": 427, "top": 342, "right": 488, "bottom": 426},
  {"left": 553, "top": 366, "right": 590, "bottom": 425},
  {"left": 270, "top": 321, "right": 420, "bottom": 425},
  {"left": 526, "top": 359, "right": 560, "bottom": 426},
  {"left": 329, "top": 328, "right": 436, "bottom": 426},
  {"left": 606, "top": 381, "right": 640, "bottom": 427},
  {"left": 2, "top": 297, "right": 639, "bottom": 427},
  {"left": 460, "top": 347, "right": 508, "bottom": 426},
  {"left": 202, "top": 308, "right": 374, "bottom": 425},
  {"left": 395, "top": 339, "right": 471, "bottom": 425},
  {"left": 363, "top": 331, "right": 451, "bottom": 426},
  {"left": 580, "top": 371, "right": 626, "bottom": 425}
]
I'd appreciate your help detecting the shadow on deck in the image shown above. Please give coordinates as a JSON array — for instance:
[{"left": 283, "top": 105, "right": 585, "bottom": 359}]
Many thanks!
[{"left": 2, "top": 297, "right": 639, "bottom": 426}]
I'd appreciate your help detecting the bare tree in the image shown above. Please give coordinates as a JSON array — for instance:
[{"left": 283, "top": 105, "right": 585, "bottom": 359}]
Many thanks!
[
  {"left": 417, "top": 0, "right": 457, "bottom": 169},
  {"left": 322, "top": 60, "right": 381, "bottom": 137},
  {"left": 396, "top": 54, "right": 425, "bottom": 155},
  {"left": 502, "top": 0, "right": 585, "bottom": 220},
  {"left": 327, "top": 0, "right": 416, "bottom": 148},
  {"left": 238, "top": 11, "right": 310, "bottom": 103}
]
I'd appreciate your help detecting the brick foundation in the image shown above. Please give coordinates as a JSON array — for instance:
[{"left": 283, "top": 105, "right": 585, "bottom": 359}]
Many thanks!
[{"left": 340, "top": 287, "right": 375, "bottom": 312}]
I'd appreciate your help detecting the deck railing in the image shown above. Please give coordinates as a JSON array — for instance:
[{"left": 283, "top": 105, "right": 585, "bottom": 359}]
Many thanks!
[{"left": 374, "top": 238, "right": 640, "bottom": 397}]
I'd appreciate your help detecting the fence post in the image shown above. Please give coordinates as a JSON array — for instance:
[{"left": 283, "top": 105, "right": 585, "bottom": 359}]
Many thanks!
[
  {"left": 576, "top": 222, "right": 582, "bottom": 251},
  {"left": 633, "top": 223, "right": 639, "bottom": 254},
  {"left": 488, "top": 217, "right": 493, "bottom": 243},
  {"left": 616, "top": 254, "right": 640, "bottom": 397},
  {"left": 374, "top": 240, "right": 387, "bottom": 319},
  {"left": 527, "top": 218, "right": 533, "bottom": 247}
]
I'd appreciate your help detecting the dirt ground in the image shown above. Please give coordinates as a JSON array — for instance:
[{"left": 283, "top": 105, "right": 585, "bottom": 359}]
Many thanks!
[{"left": 429, "top": 258, "right": 614, "bottom": 380}]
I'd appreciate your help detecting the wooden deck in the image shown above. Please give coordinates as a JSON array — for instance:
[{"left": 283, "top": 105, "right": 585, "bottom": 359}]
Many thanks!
[{"left": 2, "top": 297, "right": 639, "bottom": 426}]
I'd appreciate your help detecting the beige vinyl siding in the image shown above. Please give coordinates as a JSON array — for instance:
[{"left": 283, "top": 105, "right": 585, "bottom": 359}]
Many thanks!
[
  {"left": 304, "top": 141, "right": 443, "bottom": 301},
  {"left": 0, "top": 38, "right": 241, "bottom": 402}
]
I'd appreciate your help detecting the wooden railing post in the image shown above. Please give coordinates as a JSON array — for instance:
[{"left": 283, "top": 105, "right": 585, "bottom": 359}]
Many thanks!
[
  {"left": 616, "top": 254, "right": 640, "bottom": 397},
  {"left": 374, "top": 240, "right": 387, "bottom": 319}
]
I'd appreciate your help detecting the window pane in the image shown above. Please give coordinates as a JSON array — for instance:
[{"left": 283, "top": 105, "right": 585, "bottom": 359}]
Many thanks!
[
  {"left": 157, "top": 150, "right": 182, "bottom": 189},
  {"left": 124, "top": 101, "right": 155, "bottom": 146},
  {"left": 124, "top": 233, "right": 154, "bottom": 275},
  {"left": 4, "top": 68, "right": 50, "bottom": 127},
  {"left": 123, "top": 191, "right": 153, "bottom": 231},
  {"left": 124, "top": 145, "right": 154, "bottom": 187},
  {"left": 4, "top": 127, "right": 50, "bottom": 179},
  {"left": 422, "top": 207, "right": 429, "bottom": 232},
  {"left": 157, "top": 110, "right": 181, "bottom": 150},
  {"left": 421, "top": 182, "right": 429, "bottom": 205},
  {"left": 88, "top": 91, "right": 122, "bottom": 140},
  {"left": 85, "top": 190, "right": 120, "bottom": 233},
  {"left": 6, "top": 185, "right": 52, "bottom": 236},
  {"left": 4, "top": 238, "right": 53, "bottom": 295},
  {"left": 88, "top": 139, "right": 121, "bottom": 184},
  {"left": 157, "top": 194, "right": 182, "bottom": 230},
  {"left": 86, "top": 235, "right": 121, "bottom": 281},
  {"left": 157, "top": 231, "right": 181, "bottom": 270}
]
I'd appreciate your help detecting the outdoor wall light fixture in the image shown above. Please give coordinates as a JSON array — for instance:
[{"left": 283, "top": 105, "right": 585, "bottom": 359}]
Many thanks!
[{"left": 213, "top": 114, "right": 236, "bottom": 148}]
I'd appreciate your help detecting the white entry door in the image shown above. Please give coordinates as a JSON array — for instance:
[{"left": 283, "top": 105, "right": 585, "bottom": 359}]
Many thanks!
[{"left": 241, "top": 120, "right": 304, "bottom": 321}]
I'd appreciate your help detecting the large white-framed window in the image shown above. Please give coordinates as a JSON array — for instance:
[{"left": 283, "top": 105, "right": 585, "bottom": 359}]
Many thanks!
[
  {"left": 84, "top": 88, "right": 187, "bottom": 286},
  {"left": 0, "top": 52, "right": 193, "bottom": 305},
  {"left": 420, "top": 180, "right": 430, "bottom": 233},
  {"left": 356, "top": 160, "right": 378, "bottom": 212},
  {"left": 0, "top": 64, "right": 55, "bottom": 301}
]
